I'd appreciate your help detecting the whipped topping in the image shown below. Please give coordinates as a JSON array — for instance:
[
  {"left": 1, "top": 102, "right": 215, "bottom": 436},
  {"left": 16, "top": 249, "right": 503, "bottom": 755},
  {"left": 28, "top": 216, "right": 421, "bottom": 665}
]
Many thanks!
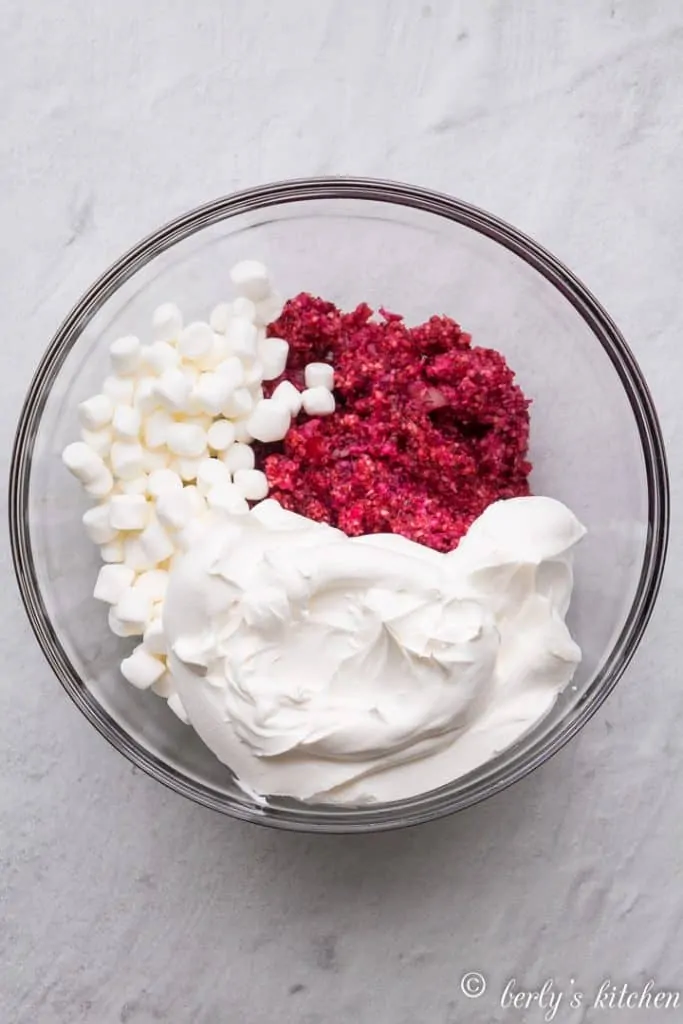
[{"left": 163, "top": 496, "right": 586, "bottom": 804}]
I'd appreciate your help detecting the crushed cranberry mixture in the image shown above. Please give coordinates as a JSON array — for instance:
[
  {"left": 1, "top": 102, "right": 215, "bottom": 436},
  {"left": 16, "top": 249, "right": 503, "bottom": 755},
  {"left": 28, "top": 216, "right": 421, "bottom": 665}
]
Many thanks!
[{"left": 258, "top": 293, "right": 531, "bottom": 552}]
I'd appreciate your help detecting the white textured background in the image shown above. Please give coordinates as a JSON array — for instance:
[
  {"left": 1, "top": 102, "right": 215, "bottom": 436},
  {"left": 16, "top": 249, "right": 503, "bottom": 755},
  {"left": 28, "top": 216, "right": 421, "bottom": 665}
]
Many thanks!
[{"left": 1, "top": 2, "right": 681, "bottom": 1022}]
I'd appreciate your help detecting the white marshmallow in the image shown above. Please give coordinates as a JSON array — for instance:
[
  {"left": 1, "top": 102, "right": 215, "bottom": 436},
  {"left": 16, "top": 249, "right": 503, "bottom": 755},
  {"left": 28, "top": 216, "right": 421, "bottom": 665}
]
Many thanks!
[
  {"left": 152, "top": 303, "right": 183, "bottom": 343},
  {"left": 109, "top": 494, "right": 149, "bottom": 531},
  {"left": 152, "top": 368, "right": 191, "bottom": 412},
  {"left": 115, "top": 588, "right": 153, "bottom": 633},
  {"left": 167, "top": 692, "right": 190, "bottom": 724},
  {"left": 84, "top": 467, "right": 115, "bottom": 499},
  {"left": 108, "top": 606, "right": 141, "bottom": 638},
  {"left": 112, "top": 405, "right": 141, "bottom": 439},
  {"left": 259, "top": 337, "right": 289, "bottom": 381},
  {"left": 134, "top": 569, "right": 169, "bottom": 603},
  {"left": 133, "top": 376, "right": 159, "bottom": 414},
  {"left": 82, "top": 503, "right": 117, "bottom": 545},
  {"left": 210, "top": 303, "right": 231, "bottom": 334},
  {"left": 206, "top": 484, "right": 250, "bottom": 515},
  {"left": 196, "top": 457, "right": 231, "bottom": 495},
  {"left": 142, "top": 448, "right": 170, "bottom": 472},
  {"left": 221, "top": 442, "right": 255, "bottom": 473},
  {"left": 227, "top": 318, "right": 258, "bottom": 359},
  {"left": 233, "top": 418, "right": 253, "bottom": 443},
  {"left": 304, "top": 362, "right": 334, "bottom": 390},
  {"left": 230, "top": 260, "right": 271, "bottom": 302},
  {"left": 143, "top": 341, "right": 180, "bottom": 375},
  {"left": 166, "top": 422, "right": 207, "bottom": 458},
  {"left": 121, "top": 645, "right": 166, "bottom": 689},
  {"left": 143, "top": 410, "right": 174, "bottom": 450},
  {"left": 231, "top": 296, "right": 257, "bottom": 323},
  {"left": 207, "top": 419, "right": 236, "bottom": 452},
  {"left": 178, "top": 321, "right": 214, "bottom": 361},
  {"left": 122, "top": 536, "right": 155, "bottom": 573},
  {"left": 173, "top": 457, "right": 203, "bottom": 482},
  {"left": 254, "top": 292, "right": 284, "bottom": 326},
  {"left": 62, "top": 442, "right": 107, "bottom": 484},
  {"left": 233, "top": 469, "right": 269, "bottom": 501},
  {"left": 138, "top": 516, "right": 175, "bottom": 564},
  {"left": 100, "top": 539, "right": 124, "bottom": 563},
  {"left": 80, "top": 427, "right": 113, "bottom": 458},
  {"left": 183, "top": 485, "right": 207, "bottom": 519},
  {"left": 223, "top": 387, "right": 253, "bottom": 419},
  {"left": 271, "top": 380, "right": 302, "bottom": 416},
  {"left": 117, "top": 476, "right": 148, "bottom": 497},
  {"left": 192, "top": 372, "right": 234, "bottom": 416},
  {"left": 147, "top": 468, "right": 183, "bottom": 499},
  {"left": 151, "top": 672, "right": 175, "bottom": 698},
  {"left": 244, "top": 359, "right": 264, "bottom": 387},
  {"left": 196, "top": 332, "right": 231, "bottom": 372},
  {"left": 215, "top": 356, "right": 245, "bottom": 390},
  {"left": 247, "top": 398, "right": 290, "bottom": 443},
  {"left": 110, "top": 441, "right": 145, "bottom": 480},
  {"left": 155, "top": 488, "right": 192, "bottom": 530},
  {"left": 143, "top": 618, "right": 167, "bottom": 657},
  {"left": 103, "top": 375, "right": 135, "bottom": 405},
  {"left": 109, "top": 335, "right": 142, "bottom": 376},
  {"left": 302, "top": 386, "right": 336, "bottom": 416},
  {"left": 93, "top": 564, "right": 136, "bottom": 604},
  {"left": 78, "top": 394, "right": 113, "bottom": 430}
]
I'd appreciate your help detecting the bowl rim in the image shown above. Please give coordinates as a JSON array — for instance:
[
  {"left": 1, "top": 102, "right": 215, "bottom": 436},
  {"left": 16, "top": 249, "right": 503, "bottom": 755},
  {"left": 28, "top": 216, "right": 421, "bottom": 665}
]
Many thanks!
[{"left": 9, "top": 175, "right": 670, "bottom": 833}]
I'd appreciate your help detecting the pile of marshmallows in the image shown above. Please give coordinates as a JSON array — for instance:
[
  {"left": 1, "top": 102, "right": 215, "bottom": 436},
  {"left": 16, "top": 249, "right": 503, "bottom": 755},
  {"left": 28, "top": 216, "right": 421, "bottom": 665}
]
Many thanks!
[{"left": 62, "top": 260, "right": 335, "bottom": 719}]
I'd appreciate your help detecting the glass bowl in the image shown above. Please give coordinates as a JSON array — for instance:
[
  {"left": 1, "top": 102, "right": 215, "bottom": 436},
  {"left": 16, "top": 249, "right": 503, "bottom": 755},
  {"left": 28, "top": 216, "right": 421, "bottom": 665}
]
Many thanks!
[{"left": 9, "top": 177, "right": 669, "bottom": 833}]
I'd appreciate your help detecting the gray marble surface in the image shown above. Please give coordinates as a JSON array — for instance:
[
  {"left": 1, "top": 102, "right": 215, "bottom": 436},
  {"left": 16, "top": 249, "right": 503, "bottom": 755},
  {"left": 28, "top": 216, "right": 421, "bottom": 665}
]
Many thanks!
[{"left": 2, "top": 2, "right": 682, "bottom": 1022}]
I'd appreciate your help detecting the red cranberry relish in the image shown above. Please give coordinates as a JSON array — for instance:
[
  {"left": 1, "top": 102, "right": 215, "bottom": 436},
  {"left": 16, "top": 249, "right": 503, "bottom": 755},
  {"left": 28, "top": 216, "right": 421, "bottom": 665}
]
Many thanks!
[{"left": 258, "top": 293, "right": 531, "bottom": 553}]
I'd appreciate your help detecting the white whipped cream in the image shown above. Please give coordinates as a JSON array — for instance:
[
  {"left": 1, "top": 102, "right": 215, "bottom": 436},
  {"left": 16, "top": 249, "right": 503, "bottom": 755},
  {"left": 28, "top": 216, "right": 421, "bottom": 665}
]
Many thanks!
[{"left": 163, "top": 496, "right": 586, "bottom": 804}]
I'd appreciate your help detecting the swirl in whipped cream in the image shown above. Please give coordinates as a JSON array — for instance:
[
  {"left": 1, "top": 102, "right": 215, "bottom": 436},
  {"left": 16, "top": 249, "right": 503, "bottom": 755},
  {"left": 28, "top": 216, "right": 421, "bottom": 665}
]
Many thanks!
[{"left": 163, "top": 496, "right": 585, "bottom": 804}]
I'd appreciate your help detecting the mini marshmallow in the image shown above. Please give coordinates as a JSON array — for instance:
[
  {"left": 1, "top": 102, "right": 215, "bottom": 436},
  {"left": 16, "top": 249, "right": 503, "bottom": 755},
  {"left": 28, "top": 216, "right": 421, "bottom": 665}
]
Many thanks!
[
  {"left": 122, "top": 536, "right": 155, "bottom": 573},
  {"left": 108, "top": 606, "right": 141, "bottom": 638},
  {"left": 166, "top": 422, "right": 207, "bottom": 458},
  {"left": 209, "top": 303, "right": 231, "bottom": 334},
  {"left": 183, "top": 485, "right": 207, "bottom": 519},
  {"left": 82, "top": 503, "right": 118, "bottom": 545},
  {"left": 109, "top": 335, "right": 142, "bottom": 376},
  {"left": 81, "top": 427, "right": 113, "bottom": 458},
  {"left": 100, "top": 539, "right": 124, "bottom": 563},
  {"left": 178, "top": 321, "right": 214, "bottom": 361},
  {"left": 304, "top": 361, "right": 334, "bottom": 390},
  {"left": 143, "top": 341, "right": 180, "bottom": 375},
  {"left": 233, "top": 469, "right": 269, "bottom": 501},
  {"left": 230, "top": 260, "right": 271, "bottom": 302},
  {"left": 143, "top": 618, "right": 167, "bottom": 657},
  {"left": 152, "top": 303, "right": 183, "bottom": 343},
  {"left": 142, "top": 448, "right": 170, "bottom": 473},
  {"left": 133, "top": 376, "right": 159, "bottom": 414},
  {"left": 271, "top": 380, "right": 302, "bottom": 416},
  {"left": 302, "top": 386, "right": 336, "bottom": 416},
  {"left": 174, "top": 457, "right": 203, "bottom": 482},
  {"left": 247, "top": 398, "right": 290, "bottom": 443},
  {"left": 167, "top": 692, "right": 190, "bottom": 724},
  {"left": 244, "top": 359, "right": 264, "bottom": 387},
  {"left": 93, "top": 564, "right": 136, "bottom": 604},
  {"left": 254, "top": 292, "right": 284, "bottom": 326},
  {"left": 151, "top": 672, "right": 175, "bottom": 698},
  {"left": 221, "top": 441, "right": 255, "bottom": 473},
  {"left": 110, "top": 441, "right": 145, "bottom": 480},
  {"left": 196, "top": 457, "right": 231, "bottom": 495},
  {"left": 109, "top": 494, "right": 149, "bottom": 531},
  {"left": 227, "top": 317, "right": 258, "bottom": 359},
  {"left": 134, "top": 569, "right": 169, "bottom": 603},
  {"left": 215, "top": 356, "right": 245, "bottom": 390},
  {"left": 147, "top": 468, "right": 183, "bottom": 499},
  {"left": 207, "top": 484, "right": 250, "bottom": 515},
  {"left": 192, "top": 372, "right": 234, "bottom": 416},
  {"left": 233, "top": 418, "right": 253, "bottom": 443},
  {"left": 84, "top": 467, "right": 115, "bottom": 499},
  {"left": 138, "top": 516, "right": 175, "bottom": 564},
  {"left": 62, "top": 442, "right": 107, "bottom": 484},
  {"left": 207, "top": 418, "right": 236, "bottom": 452},
  {"left": 112, "top": 405, "right": 141, "bottom": 439},
  {"left": 103, "top": 375, "right": 135, "bottom": 405},
  {"left": 196, "top": 332, "right": 231, "bottom": 372},
  {"left": 115, "top": 588, "right": 154, "bottom": 633},
  {"left": 78, "top": 394, "right": 113, "bottom": 430},
  {"left": 121, "top": 645, "right": 166, "bottom": 689},
  {"left": 143, "top": 410, "right": 174, "bottom": 450},
  {"left": 223, "top": 387, "right": 253, "bottom": 419},
  {"left": 259, "top": 337, "right": 289, "bottom": 381},
  {"left": 152, "top": 368, "right": 191, "bottom": 412},
  {"left": 231, "top": 296, "right": 257, "bottom": 322},
  {"left": 155, "top": 488, "right": 192, "bottom": 530},
  {"left": 117, "top": 475, "right": 149, "bottom": 496}
]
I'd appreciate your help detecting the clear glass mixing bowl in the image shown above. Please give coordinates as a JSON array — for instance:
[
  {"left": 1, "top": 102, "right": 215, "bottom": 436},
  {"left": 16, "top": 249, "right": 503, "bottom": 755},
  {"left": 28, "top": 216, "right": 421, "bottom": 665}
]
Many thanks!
[{"left": 9, "top": 178, "right": 669, "bottom": 832}]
